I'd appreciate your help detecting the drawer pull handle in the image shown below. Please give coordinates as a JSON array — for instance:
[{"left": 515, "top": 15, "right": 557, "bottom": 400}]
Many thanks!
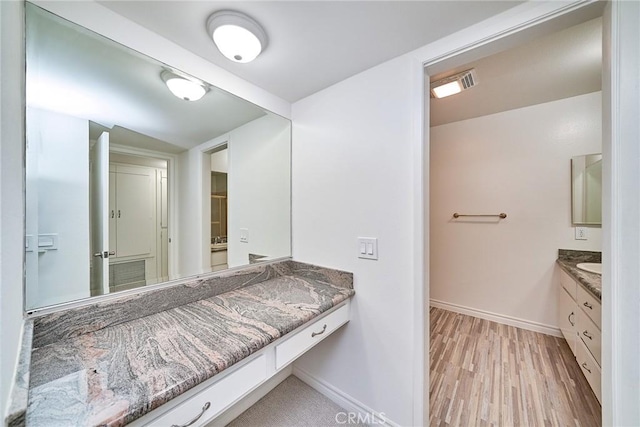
[
  {"left": 581, "top": 362, "right": 592, "bottom": 374},
  {"left": 583, "top": 331, "right": 593, "bottom": 340},
  {"left": 311, "top": 324, "right": 327, "bottom": 337},
  {"left": 568, "top": 312, "right": 575, "bottom": 326},
  {"left": 583, "top": 302, "right": 593, "bottom": 310},
  {"left": 171, "top": 402, "right": 211, "bottom": 427}
]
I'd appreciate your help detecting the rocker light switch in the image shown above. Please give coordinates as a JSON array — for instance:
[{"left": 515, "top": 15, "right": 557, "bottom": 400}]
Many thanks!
[{"left": 358, "top": 237, "right": 378, "bottom": 260}]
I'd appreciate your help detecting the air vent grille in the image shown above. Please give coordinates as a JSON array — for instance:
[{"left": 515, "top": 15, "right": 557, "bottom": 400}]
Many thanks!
[
  {"left": 460, "top": 71, "right": 475, "bottom": 89},
  {"left": 110, "top": 260, "right": 145, "bottom": 290}
]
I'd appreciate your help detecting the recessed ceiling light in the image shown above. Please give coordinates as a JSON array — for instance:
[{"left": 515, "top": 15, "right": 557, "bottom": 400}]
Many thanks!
[
  {"left": 161, "top": 70, "right": 208, "bottom": 101},
  {"left": 431, "top": 81, "right": 462, "bottom": 98},
  {"left": 430, "top": 69, "right": 478, "bottom": 99},
  {"left": 206, "top": 10, "right": 268, "bottom": 63}
]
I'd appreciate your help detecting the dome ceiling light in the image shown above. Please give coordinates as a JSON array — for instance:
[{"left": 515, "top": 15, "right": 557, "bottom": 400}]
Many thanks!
[
  {"left": 206, "top": 10, "right": 268, "bottom": 63},
  {"left": 161, "top": 70, "right": 208, "bottom": 101}
]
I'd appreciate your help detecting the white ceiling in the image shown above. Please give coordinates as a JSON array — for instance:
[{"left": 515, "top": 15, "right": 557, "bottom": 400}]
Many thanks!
[
  {"left": 98, "top": 1, "right": 523, "bottom": 102},
  {"left": 27, "top": 3, "right": 267, "bottom": 151},
  {"left": 430, "top": 17, "right": 602, "bottom": 127}
]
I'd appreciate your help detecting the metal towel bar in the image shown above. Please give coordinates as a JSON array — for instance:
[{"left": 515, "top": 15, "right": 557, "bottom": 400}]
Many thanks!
[{"left": 453, "top": 213, "right": 507, "bottom": 219}]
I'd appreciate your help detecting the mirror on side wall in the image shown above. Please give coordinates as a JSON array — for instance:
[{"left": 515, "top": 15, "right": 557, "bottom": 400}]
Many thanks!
[
  {"left": 24, "top": 3, "right": 291, "bottom": 310},
  {"left": 571, "top": 153, "right": 602, "bottom": 226}
]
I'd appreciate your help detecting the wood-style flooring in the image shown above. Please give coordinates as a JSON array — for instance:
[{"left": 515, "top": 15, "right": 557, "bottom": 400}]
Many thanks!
[{"left": 430, "top": 308, "right": 601, "bottom": 427}]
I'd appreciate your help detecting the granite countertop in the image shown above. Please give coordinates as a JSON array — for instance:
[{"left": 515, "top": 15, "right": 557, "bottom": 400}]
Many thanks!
[
  {"left": 556, "top": 249, "right": 601, "bottom": 300},
  {"left": 25, "top": 264, "right": 354, "bottom": 426}
]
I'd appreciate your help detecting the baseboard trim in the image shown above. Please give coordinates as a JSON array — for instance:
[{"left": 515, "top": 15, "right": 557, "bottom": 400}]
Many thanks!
[
  {"left": 430, "top": 299, "right": 562, "bottom": 338},
  {"left": 292, "top": 366, "right": 399, "bottom": 427},
  {"left": 207, "top": 366, "right": 292, "bottom": 427}
]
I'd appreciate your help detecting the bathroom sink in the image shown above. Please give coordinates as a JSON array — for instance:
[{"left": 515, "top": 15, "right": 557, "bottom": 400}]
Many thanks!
[{"left": 576, "top": 263, "right": 602, "bottom": 275}]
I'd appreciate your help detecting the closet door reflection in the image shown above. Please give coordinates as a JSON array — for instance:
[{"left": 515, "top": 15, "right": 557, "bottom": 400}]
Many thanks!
[{"left": 107, "top": 153, "right": 169, "bottom": 294}]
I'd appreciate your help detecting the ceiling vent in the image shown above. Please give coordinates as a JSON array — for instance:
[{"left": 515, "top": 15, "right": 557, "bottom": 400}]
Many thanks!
[{"left": 430, "top": 69, "right": 478, "bottom": 99}]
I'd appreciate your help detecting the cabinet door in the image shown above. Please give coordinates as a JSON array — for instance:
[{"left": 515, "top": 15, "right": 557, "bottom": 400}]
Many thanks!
[
  {"left": 109, "top": 170, "right": 117, "bottom": 257},
  {"left": 558, "top": 285, "right": 577, "bottom": 356},
  {"left": 116, "top": 170, "right": 153, "bottom": 258}
]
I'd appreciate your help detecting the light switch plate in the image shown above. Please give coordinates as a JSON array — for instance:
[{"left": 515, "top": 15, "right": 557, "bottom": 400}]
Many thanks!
[
  {"left": 358, "top": 237, "right": 378, "bottom": 260},
  {"left": 240, "top": 228, "right": 249, "bottom": 243},
  {"left": 575, "top": 227, "right": 587, "bottom": 240}
]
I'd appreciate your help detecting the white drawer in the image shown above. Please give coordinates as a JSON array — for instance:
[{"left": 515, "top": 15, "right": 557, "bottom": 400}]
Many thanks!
[
  {"left": 276, "top": 303, "right": 350, "bottom": 369},
  {"left": 559, "top": 269, "right": 577, "bottom": 300},
  {"left": 148, "top": 354, "right": 267, "bottom": 427},
  {"left": 577, "top": 339, "right": 601, "bottom": 404},
  {"left": 577, "top": 285, "right": 601, "bottom": 330},
  {"left": 576, "top": 307, "right": 601, "bottom": 366}
]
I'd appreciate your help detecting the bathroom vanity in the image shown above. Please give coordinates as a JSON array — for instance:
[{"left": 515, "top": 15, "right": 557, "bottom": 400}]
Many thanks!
[
  {"left": 557, "top": 250, "right": 602, "bottom": 403},
  {"left": 11, "top": 260, "right": 354, "bottom": 427}
]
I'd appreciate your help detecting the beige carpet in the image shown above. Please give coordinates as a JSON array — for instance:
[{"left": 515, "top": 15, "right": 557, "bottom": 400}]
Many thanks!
[{"left": 226, "top": 376, "right": 365, "bottom": 427}]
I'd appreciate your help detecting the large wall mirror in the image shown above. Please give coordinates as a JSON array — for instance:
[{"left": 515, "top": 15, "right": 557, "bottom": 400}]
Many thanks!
[
  {"left": 25, "top": 3, "right": 291, "bottom": 310},
  {"left": 571, "top": 153, "right": 602, "bottom": 226}
]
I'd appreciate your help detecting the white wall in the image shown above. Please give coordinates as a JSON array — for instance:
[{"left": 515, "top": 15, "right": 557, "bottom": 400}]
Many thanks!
[
  {"left": 291, "top": 55, "right": 422, "bottom": 426},
  {"left": 430, "top": 92, "right": 602, "bottom": 330},
  {"left": 210, "top": 150, "right": 228, "bottom": 174},
  {"left": 227, "top": 115, "right": 291, "bottom": 267},
  {"left": 177, "top": 147, "right": 209, "bottom": 278},
  {"left": 25, "top": 108, "right": 90, "bottom": 309},
  {"left": 0, "top": 0, "right": 25, "bottom": 418}
]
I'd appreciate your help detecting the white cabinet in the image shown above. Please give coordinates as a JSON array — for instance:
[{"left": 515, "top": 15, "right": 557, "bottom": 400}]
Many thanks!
[
  {"left": 558, "top": 285, "right": 577, "bottom": 354},
  {"left": 576, "top": 308, "right": 601, "bottom": 366},
  {"left": 109, "top": 164, "right": 154, "bottom": 259},
  {"left": 211, "top": 250, "right": 228, "bottom": 271},
  {"left": 147, "top": 355, "right": 267, "bottom": 427},
  {"left": 557, "top": 268, "right": 601, "bottom": 403},
  {"left": 131, "top": 300, "right": 351, "bottom": 427},
  {"left": 576, "top": 337, "right": 602, "bottom": 403},
  {"left": 275, "top": 303, "right": 349, "bottom": 369}
]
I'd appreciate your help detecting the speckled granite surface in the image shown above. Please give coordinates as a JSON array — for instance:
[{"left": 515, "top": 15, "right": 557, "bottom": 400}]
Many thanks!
[
  {"left": 25, "top": 261, "right": 354, "bottom": 427},
  {"left": 557, "top": 249, "right": 601, "bottom": 300},
  {"left": 6, "top": 321, "right": 33, "bottom": 427},
  {"left": 32, "top": 261, "right": 294, "bottom": 348}
]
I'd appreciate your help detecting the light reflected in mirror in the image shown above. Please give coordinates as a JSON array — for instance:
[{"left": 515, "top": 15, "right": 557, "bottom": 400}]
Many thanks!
[
  {"left": 571, "top": 153, "right": 602, "bottom": 226},
  {"left": 25, "top": 4, "right": 291, "bottom": 310}
]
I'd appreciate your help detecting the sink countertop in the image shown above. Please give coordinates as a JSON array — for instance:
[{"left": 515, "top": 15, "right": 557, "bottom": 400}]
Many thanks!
[
  {"left": 23, "top": 261, "right": 354, "bottom": 427},
  {"left": 557, "top": 249, "right": 601, "bottom": 300}
]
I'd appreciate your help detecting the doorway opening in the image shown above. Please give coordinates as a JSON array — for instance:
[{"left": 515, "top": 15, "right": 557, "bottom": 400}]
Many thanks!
[
  {"left": 88, "top": 131, "right": 173, "bottom": 297},
  {"left": 427, "top": 10, "right": 605, "bottom": 426},
  {"left": 208, "top": 144, "right": 229, "bottom": 272}
]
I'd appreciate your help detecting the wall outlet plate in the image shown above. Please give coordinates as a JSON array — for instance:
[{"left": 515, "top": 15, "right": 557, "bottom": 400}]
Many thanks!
[
  {"left": 575, "top": 226, "right": 588, "bottom": 240},
  {"left": 240, "top": 228, "right": 249, "bottom": 243}
]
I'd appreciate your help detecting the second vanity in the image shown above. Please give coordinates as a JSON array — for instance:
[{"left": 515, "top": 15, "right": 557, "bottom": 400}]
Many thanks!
[
  {"left": 17, "top": 260, "right": 354, "bottom": 427},
  {"left": 556, "top": 250, "right": 602, "bottom": 403}
]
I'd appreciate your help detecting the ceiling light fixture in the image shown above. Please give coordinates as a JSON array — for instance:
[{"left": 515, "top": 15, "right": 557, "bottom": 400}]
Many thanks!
[
  {"left": 206, "top": 10, "right": 268, "bottom": 63},
  {"left": 430, "top": 69, "right": 478, "bottom": 99},
  {"left": 161, "top": 70, "right": 208, "bottom": 101}
]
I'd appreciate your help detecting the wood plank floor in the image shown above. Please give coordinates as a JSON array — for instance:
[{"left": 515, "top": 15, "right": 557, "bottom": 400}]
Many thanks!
[{"left": 430, "top": 308, "right": 601, "bottom": 427}]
